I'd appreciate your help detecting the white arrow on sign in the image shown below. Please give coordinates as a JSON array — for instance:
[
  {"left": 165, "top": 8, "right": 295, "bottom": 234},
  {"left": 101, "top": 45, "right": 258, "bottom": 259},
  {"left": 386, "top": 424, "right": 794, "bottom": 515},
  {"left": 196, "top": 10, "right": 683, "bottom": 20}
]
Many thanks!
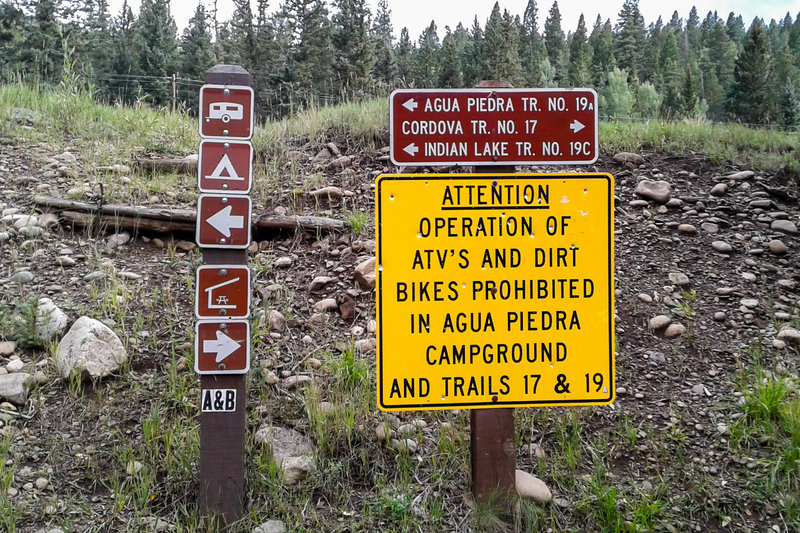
[
  {"left": 569, "top": 119, "right": 586, "bottom": 133},
  {"left": 203, "top": 330, "right": 241, "bottom": 363},
  {"left": 403, "top": 143, "right": 419, "bottom": 157},
  {"left": 207, "top": 205, "right": 244, "bottom": 238},
  {"left": 402, "top": 98, "right": 418, "bottom": 112}
]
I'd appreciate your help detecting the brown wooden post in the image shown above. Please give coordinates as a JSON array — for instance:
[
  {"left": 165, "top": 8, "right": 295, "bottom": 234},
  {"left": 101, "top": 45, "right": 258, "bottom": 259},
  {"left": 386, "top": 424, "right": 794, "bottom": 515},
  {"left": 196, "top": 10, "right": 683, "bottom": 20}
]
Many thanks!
[
  {"left": 470, "top": 79, "right": 517, "bottom": 502},
  {"left": 197, "top": 65, "right": 252, "bottom": 524}
]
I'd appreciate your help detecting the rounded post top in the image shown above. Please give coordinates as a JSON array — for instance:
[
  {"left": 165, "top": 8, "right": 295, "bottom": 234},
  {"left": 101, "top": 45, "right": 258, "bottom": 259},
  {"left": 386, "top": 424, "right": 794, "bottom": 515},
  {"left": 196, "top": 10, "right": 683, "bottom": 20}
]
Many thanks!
[{"left": 205, "top": 65, "right": 252, "bottom": 86}]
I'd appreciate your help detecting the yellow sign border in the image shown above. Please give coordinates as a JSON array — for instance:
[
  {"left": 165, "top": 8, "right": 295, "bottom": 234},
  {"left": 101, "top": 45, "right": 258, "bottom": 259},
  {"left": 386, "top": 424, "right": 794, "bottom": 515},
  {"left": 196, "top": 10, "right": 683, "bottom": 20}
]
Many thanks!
[{"left": 375, "top": 173, "right": 615, "bottom": 411}]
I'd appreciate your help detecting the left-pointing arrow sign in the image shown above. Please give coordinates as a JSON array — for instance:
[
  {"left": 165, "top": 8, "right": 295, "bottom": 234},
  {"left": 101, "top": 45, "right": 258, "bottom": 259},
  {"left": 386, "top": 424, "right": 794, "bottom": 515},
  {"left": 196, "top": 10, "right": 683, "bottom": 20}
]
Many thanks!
[
  {"left": 203, "top": 330, "right": 241, "bottom": 363},
  {"left": 207, "top": 205, "right": 244, "bottom": 237},
  {"left": 403, "top": 143, "right": 419, "bottom": 156},
  {"left": 402, "top": 98, "right": 418, "bottom": 112}
]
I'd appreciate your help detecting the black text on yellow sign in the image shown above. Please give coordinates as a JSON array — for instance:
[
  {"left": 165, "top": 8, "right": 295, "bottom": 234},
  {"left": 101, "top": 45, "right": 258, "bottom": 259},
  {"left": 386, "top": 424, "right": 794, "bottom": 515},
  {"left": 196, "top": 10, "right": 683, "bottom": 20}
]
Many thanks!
[{"left": 375, "top": 173, "right": 615, "bottom": 411}]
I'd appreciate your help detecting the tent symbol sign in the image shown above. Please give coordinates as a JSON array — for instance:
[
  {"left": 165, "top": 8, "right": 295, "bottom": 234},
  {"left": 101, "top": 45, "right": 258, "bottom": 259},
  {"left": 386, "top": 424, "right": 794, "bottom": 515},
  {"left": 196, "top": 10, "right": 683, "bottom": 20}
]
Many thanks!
[{"left": 198, "top": 140, "right": 253, "bottom": 193}]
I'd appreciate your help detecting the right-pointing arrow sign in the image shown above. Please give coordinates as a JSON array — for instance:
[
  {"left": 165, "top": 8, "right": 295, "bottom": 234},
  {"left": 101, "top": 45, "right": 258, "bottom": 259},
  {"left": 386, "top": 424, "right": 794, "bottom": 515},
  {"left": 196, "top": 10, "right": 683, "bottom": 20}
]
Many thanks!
[
  {"left": 203, "top": 330, "right": 241, "bottom": 363},
  {"left": 403, "top": 143, "right": 419, "bottom": 157},
  {"left": 569, "top": 119, "right": 586, "bottom": 133}
]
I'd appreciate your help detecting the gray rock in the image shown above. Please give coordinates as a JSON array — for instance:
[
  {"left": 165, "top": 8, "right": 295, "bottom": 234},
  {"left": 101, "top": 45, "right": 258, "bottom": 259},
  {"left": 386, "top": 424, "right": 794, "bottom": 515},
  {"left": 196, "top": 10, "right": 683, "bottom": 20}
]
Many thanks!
[
  {"left": 515, "top": 469, "right": 552, "bottom": 502},
  {"left": 36, "top": 298, "right": 68, "bottom": 341},
  {"left": 268, "top": 310, "right": 285, "bottom": 332},
  {"left": 6, "top": 359, "right": 24, "bottom": 373},
  {"left": 648, "top": 315, "right": 671, "bottom": 330},
  {"left": 664, "top": 323, "right": 686, "bottom": 338},
  {"left": 726, "top": 170, "right": 754, "bottom": 180},
  {"left": 309, "top": 276, "right": 333, "bottom": 292},
  {"left": 668, "top": 272, "right": 690, "bottom": 286},
  {"left": 253, "top": 520, "right": 286, "bottom": 533},
  {"left": 613, "top": 152, "right": 644, "bottom": 165},
  {"left": 740, "top": 299, "right": 759, "bottom": 309},
  {"left": 768, "top": 240, "right": 788, "bottom": 255},
  {"left": 0, "top": 373, "right": 32, "bottom": 404},
  {"left": 18, "top": 226, "right": 44, "bottom": 238},
  {"left": 709, "top": 183, "right": 728, "bottom": 196},
  {"left": 777, "top": 328, "right": 800, "bottom": 344},
  {"left": 254, "top": 426, "right": 315, "bottom": 486},
  {"left": 313, "top": 298, "right": 338, "bottom": 312},
  {"left": 677, "top": 224, "right": 697, "bottom": 234},
  {"left": 354, "top": 257, "right": 376, "bottom": 289},
  {"left": 771, "top": 220, "right": 798, "bottom": 234},
  {"left": 635, "top": 180, "right": 671, "bottom": 204},
  {"left": 106, "top": 232, "right": 131, "bottom": 249},
  {"left": 274, "top": 256, "right": 293, "bottom": 268},
  {"left": 55, "top": 256, "right": 76, "bottom": 267},
  {"left": 0, "top": 341, "right": 16, "bottom": 356},
  {"left": 38, "top": 213, "right": 59, "bottom": 229},
  {"left": 9, "top": 270, "right": 34, "bottom": 285},
  {"left": 390, "top": 438, "right": 418, "bottom": 453},
  {"left": 83, "top": 271, "right": 105, "bottom": 282},
  {"left": 711, "top": 241, "right": 733, "bottom": 253},
  {"left": 55, "top": 316, "right": 127, "bottom": 379}
]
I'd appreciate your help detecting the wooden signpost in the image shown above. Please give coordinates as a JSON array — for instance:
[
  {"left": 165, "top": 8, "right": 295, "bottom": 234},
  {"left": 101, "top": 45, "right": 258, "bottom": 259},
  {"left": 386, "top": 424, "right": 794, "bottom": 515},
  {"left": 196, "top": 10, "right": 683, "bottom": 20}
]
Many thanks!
[{"left": 196, "top": 65, "right": 254, "bottom": 523}]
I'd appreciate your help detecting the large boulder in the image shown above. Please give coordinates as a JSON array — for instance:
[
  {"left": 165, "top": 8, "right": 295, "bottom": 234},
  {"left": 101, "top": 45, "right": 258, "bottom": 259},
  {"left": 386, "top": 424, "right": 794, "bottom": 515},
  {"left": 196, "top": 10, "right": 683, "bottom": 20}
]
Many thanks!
[
  {"left": 354, "top": 257, "right": 376, "bottom": 290},
  {"left": 55, "top": 316, "right": 127, "bottom": 379}
]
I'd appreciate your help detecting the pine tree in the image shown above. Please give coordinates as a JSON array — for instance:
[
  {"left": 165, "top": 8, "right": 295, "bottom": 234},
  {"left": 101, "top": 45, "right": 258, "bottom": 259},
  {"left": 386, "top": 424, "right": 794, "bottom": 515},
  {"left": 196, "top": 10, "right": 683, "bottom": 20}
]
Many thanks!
[
  {"left": 614, "top": 0, "right": 646, "bottom": 81},
  {"left": 779, "top": 80, "right": 800, "bottom": 128},
  {"left": 414, "top": 21, "right": 440, "bottom": 87},
  {"left": 395, "top": 27, "right": 413, "bottom": 85},
  {"left": 520, "top": 0, "right": 543, "bottom": 85},
  {"left": 685, "top": 7, "right": 701, "bottom": 58},
  {"left": 108, "top": 0, "right": 138, "bottom": 103},
  {"left": 659, "top": 30, "right": 682, "bottom": 117},
  {"left": 0, "top": 3, "right": 28, "bottom": 77},
  {"left": 83, "top": 0, "right": 114, "bottom": 78},
  {"left": 439, "top": 30, "right": 463, "bottom": 87},
  {"left": 180, "top": 4, "right": 215, "bottom": 81},
  {"left": 371, "top": 0, "right": 397, "bottom": 87},
  {"left": 567, "top": 13, "right": 591, "bottom": 86},
  {"left": 726, "top": 12, "right": 746, "bottom": 46},
  {"left": 483, "top": 4, "right": 523, "bottom": 84},
  {"left": 281, "top": 0, "right": 333, "bottom": 105},
  {"left": 133, "top": 0, "right": 179, "bottom": 105},
  {"left": 228, "top": 0, "right": 256, "bottom": 68},
  {"left": 543, "top": 1, "right": 566, "bottom": 84},
  {"left": 26, "top": 0, "right": 64, "bottom": 83},
  {"left": 462, "top": 16, "right": 484, "bottom": 86},
  {"left": 728, "top": 19, "right": 773, "bottom": 123},
  {"left": 331, "top": 0, "right": 374, "bottom": 95},
  {"left": 589, "top": 17, "right": 615, "bottom": 87}
]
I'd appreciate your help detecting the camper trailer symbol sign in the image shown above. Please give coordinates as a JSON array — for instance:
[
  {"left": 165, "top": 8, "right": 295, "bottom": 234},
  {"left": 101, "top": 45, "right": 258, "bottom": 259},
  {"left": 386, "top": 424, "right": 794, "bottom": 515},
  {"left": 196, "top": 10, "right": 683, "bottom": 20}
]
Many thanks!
[{"left": 199, "top": 84, "right": 254, "bottom": 139}]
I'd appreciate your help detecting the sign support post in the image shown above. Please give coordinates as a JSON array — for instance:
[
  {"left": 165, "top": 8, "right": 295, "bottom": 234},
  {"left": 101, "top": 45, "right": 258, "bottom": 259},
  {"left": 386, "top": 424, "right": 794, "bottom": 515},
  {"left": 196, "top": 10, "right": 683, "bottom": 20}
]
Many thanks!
[
  {"left": 471, "top": 79, "right": 516, "bottom": 500},
  {"left": 197, "top": 64, "right": 252, "bottom": 524}
]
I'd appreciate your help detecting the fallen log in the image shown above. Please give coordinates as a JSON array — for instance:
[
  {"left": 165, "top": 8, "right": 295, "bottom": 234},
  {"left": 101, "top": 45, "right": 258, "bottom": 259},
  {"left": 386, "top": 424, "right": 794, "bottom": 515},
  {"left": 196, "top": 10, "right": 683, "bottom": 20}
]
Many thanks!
[
  {"left": 34, "top": 196, "right": 344, "bottom": 235},
  {"left": 60, "top": 211, "right": 196, "bottom": 233},
  {"left": 34, "top": 196, "right": 195, "bottom": 222},
  {"left": 253, "top": 214, "right": 345, "bottom": 232}
]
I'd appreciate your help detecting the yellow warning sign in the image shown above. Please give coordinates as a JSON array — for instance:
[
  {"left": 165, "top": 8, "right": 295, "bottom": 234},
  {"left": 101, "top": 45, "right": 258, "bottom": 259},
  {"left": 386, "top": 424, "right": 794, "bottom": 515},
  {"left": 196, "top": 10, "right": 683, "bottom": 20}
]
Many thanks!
[{"left": 375, "top": 173, "right": 615, "bottom": 411}]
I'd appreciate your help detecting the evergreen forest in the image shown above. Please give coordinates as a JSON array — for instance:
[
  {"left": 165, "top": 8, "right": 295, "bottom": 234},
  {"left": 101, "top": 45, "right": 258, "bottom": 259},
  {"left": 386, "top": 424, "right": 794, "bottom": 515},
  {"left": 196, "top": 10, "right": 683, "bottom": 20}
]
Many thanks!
[{"left": 1, "top": 0, "right": 799, "bottom": 126}]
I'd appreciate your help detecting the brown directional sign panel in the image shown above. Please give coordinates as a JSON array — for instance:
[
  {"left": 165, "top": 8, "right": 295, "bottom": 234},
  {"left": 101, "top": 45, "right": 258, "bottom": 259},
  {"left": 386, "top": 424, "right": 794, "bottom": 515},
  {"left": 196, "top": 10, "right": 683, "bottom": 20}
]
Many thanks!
[
  {"left": 390, "top": 88, "right": 598, "bottom": 166},
  {"left": 199, "top": 84, "right": 254, "bottom": 140},
  {"left": 196, "top": 194, "right": 252, "bottom": 249},
  {"left": 195, "top": 265, "right": 250, "bottom": 319},
  {"left": 195, "top": 320, "right": 250, "bottom": 374},
  {"left": 198, "top": 140, "right": 253, "bottom": 194}
]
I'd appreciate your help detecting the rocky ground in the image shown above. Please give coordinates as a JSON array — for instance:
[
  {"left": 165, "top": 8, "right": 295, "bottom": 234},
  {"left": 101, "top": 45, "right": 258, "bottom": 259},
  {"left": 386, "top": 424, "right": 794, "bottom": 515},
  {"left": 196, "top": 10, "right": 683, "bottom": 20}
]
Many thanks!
[{"left": 1, "top": 135, "right": 799, "bottom": 531}]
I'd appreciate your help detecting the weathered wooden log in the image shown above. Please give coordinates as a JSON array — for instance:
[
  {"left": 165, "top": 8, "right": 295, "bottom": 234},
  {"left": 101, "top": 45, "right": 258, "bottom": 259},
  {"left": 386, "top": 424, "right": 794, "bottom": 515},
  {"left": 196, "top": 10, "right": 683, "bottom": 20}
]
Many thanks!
[
  {"left": 34, "top": 196, "right": 344, "bottom": 235},
  {"left": 59, "top": 211, "right": 196, "bottom": 233},
  {"left": 134, "top": 155, "right": 197, "bottom": 174},
  {"left": 253, "top": 214, "right": 345, "bottom": 232},
  {"left": 34, "top": 196, "right": 196, "bottom": 222}
]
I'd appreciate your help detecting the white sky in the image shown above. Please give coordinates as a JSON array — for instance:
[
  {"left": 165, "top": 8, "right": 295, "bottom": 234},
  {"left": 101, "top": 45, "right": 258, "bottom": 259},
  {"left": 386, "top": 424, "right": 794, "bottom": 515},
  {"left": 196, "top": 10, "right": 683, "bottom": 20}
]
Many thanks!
[{"left": 114, "top": 0, "right": 799, "bottom": 39}]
